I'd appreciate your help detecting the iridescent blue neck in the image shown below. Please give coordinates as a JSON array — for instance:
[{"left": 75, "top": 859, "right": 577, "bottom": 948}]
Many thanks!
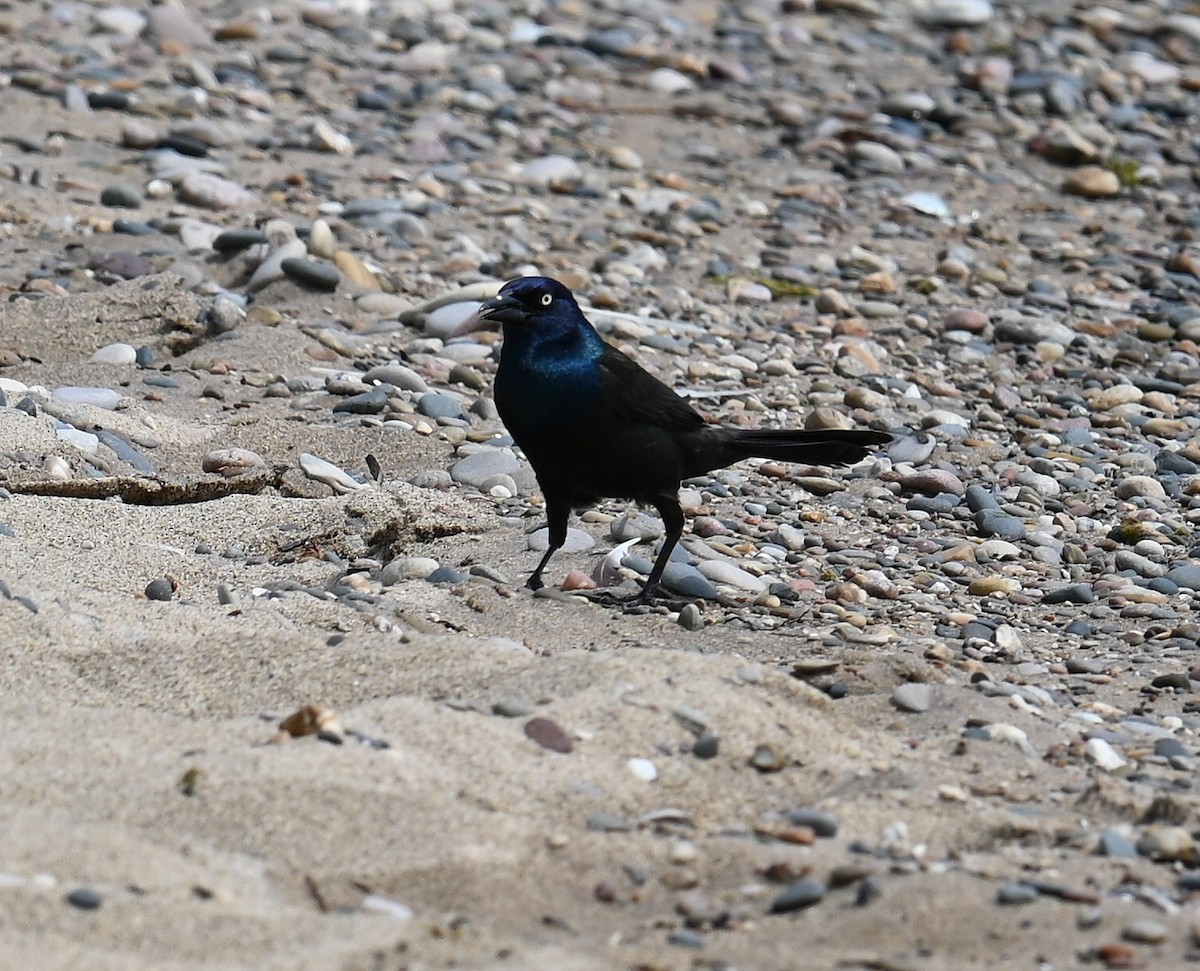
[{"left": 501, "top": 320, "right": 604, "bottom": 372}]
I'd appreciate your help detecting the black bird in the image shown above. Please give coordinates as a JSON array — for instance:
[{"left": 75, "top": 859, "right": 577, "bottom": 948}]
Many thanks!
[{"left": 474, "top": 276, "right": 890, "bottom": 601}]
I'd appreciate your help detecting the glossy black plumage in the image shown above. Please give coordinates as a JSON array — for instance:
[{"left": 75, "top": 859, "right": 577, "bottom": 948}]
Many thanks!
[{"left": 476, "top": 276, "right": 890, "bottom": 600}]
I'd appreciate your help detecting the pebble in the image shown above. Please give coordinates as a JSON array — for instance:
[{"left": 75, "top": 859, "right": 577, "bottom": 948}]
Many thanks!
[
  {"left": 1121, "top": 921, "right": 1167, "bottom": 945},
  {"left": 519, "top": 155, "right": 581, "bottom": 185},
  {"left": 695, "top": 560, "right": 766, "bottom": 593},
  {"left": 996, "top": 882, "right": 1038, "bottom": 906},
  {"left": 380, "top": 557, "right": 439, "bottom": 584},
  {"left": 1137, "top": 826, "right": 1196, "bottom": 863},
  {"left": 974, "top": 509, "right": 1026, "bottom": 541},
  {"left": 610, "top": 511, "right": 663, "bottom": 543},
  {"left": 1085, "top": 737, "right": 1127, "bottom": 772},
  {"left": 363, "top": 364, "right": 428, "bottom": 394},
  {"left": 627, "top": 758, "right": 657, "bottom": 782},
  {"left": 333, "top": 389, "right": 389, "bottom": 415},
  {"left": 100, "top": 185, "right": 142, "bottom": 209},
  {"left": 425, "top": 303, "right": 485, "bottom": 339},
  {"left": 892, "top": 683, "right": 934, "bottom": 713},
  {"left": 52, "top": 387, "right": 121, "bottom": 410},
  {"left": 450, "top": 450, "right": 521, "bottom": 490},
  {"left": 897, "top": 469, "right": 965, "bottom": 497},
  {"left": 1063, "top": 166, "right": 1121, "bottom": 199},
  {"left": 784, "top": 809, "right": 839, "bottom": 838},
  {"left": 1166, "top": 564, "right": 1200, "bottom": 590},
  {"left": 417, "top": 393, "right": 464, "bottom": 420},
  {"left": 659, "top": 563, "right": 719, "bottom": 600},
  {"left": 298, "top": 453, "right": 364, "bottom": 493},
  {"left": 281, "top": 257, "right": 340, "bottom": 291},
  {"left": 920, "top": 0, "right": 993, "bottom": 27},
  {"left": 769, "top": 879, "right": 826, "bottom": 914},
  {"left": 177, "top": 172, "right": 257, "bottom": 210},
  {"left": 524, "top": 717, "right": 573, "bottom": 754},
  {"left": 89, "top": 343, "right": 137, "bottom": 365},
  {"left": 65, "top": 887, "right": 103, "bottom": 911},
  {"left": 246, "top": 239, "right": 307, "bottom": 293},
  {"left": 144, "top": 577, "right": 175, "bottom": 602},
  {"left": 1099, "top": 829, "right": 1138, "bottom": 859},
  {"left": 678, "top": 602, "right": 703, "bottom": 631}
]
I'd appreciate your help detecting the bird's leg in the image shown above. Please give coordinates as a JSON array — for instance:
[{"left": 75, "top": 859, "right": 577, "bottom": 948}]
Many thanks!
[
  {"left": 527, "top": 493, "right": 569, "bottom": 591},
  {"left": 636, "top": 498, "right": 685, "bottom": 603}
]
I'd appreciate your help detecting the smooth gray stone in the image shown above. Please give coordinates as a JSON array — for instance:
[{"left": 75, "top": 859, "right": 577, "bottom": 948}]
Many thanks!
[
  {"left": 660, "top": 563, "right": 718, "bottom": 600},
  {"left": 95, "top": 430, "right": 155, "bottom": 473},
  {"left": 362, "top": 363, "right": 427, "bottom": 393},
  {"left": 451, "top": 450, "right": 521, "bottom": 488},
  {"left": 333, "top": 388, "right": 388, "bottom": 415},
  {"left": 769, "top": 879, "right": 826, "bottom": 914},
  {"left": 281, "top": 257, "right": 340, "bottom": 291},
  {"left": 975, "top": 509, "right": 1026, "bottom": 540},
  {"left": 416, "top": 392, "right": 464, "bottom": 420},
  {"left": 784, "top": 808, "right": 839, "bottom": 838}
]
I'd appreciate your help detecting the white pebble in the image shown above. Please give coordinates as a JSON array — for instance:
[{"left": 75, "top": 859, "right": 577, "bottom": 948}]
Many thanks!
[
  {"left": 647, "top": 68, "right": 695, "bottom": 94},
  {"left": 668, "top": 839, "right": 697, "bottom": 863},
  {"left": 518, "top": 155, "right": 581, "bottom": 185},
  {"left": 56, "top": 428, "right": 99, "bottom": 453},
  {"left": 89, "top": 343, "right": 137, "bottom": 365},
  {"left": 360, "top": 895, "right": 415, "bottom": 920},
  {"left": 1085, "top": 737, "right": 1127, "bottom": 772},
  {"left": 44, "top": 456, "right": 71, "bottom": 480},
  {"left": 627, "top": 758, "right": 658, "bottom": 782},
  {"left": 52, "top": 386, "right": 121, "bottom": 409},
  {"left": 299, "top": 453, "right": 365, "bottom": 493}
]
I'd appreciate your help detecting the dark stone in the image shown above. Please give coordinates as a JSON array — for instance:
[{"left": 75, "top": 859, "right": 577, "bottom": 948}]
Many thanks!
[
  {"left": 66, "top": 887, "right": 102, "bottom": 910},
  {"left": 784, "top": 808, "right": 839, "bottom": 838},
  {"left": 144, "top": 577, "right": 175, "bottom": 601},
  {"left": 769, "top": 878, "right": 826, "bottom": 914},
  {"left": 100, "top": 184, "right": 142, "bottom": 208},
  {"left": 333, "top": 388, "right": 389, "bottom": 415},
  {"left": 213, "top": 229, "right": 267, "bottom": 253},
  {"left": 280, "top": 257, "right": 340, "bottom": 291},
  {"left": 1042, "top": 584, "right": 1094, "bottom": 605},
  {"left": 974, "top": 509, "right": 1026, "bottom": 540},
  {"left": 524, "top": 716, "right": 573, "bottom": 753}
]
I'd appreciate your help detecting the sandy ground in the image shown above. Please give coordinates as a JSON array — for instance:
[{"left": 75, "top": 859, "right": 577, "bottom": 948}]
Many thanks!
[
  {"left": 2, "top": 1, "right": 1200, "bottom": 969},
  {"left": 0, "top": 276, "right": 1190, "bottom": 971}
]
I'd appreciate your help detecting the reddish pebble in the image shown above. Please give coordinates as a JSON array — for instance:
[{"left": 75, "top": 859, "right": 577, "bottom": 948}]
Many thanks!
[
  {"left": 944, "top": 307, "right": 989, "bottom": 332},
  {"left": 524, "top": 717, "right": 574, "bottom": 754},
  {"left": 1096, "top": 943, "right": 1143, "bottom": 969},
  {"left": 593, "top": 880, "right": 618, "bottom": 903},
  {"left": 560, "top": 570, "right": 595, "bottom": 591}
]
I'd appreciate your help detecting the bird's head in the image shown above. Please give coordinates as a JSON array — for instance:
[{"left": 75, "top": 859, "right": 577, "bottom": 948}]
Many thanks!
[{"left": 474, "top": 276, "right": 584, "bottom": 337}]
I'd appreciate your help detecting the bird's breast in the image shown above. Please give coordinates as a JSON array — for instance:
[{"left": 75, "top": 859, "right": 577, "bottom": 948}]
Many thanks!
[{"left": 494, "top": 353, "right": 601, "bottom": 444}]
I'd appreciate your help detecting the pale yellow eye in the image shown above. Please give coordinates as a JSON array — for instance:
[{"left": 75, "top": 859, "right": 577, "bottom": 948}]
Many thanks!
[{"left": 540, "top": 293, "right": 552, "bottom": 306}]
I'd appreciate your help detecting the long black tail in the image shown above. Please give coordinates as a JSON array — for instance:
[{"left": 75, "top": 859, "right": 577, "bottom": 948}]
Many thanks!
[{"left": 725, "top": 427, "right": 891, "bottom": 467}]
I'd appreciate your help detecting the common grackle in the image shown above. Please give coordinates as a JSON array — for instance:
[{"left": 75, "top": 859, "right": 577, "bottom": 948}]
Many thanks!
[{"left": 473, "top": 276, "right": 891, "bottom": 601}]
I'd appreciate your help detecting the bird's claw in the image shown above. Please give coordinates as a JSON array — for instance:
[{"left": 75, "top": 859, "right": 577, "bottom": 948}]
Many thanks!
[{"left": 575, "top": 586, "right": 696, "bottom": 614}]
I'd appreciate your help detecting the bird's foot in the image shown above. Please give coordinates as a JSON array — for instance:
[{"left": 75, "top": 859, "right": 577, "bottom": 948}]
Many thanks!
[
  {"left": 576, "top": 589, "right": 630, "bottom": 608},
  {"left": 576, "top": 586, "right": 696, "bottom": 614},
  {"left": 524, "top": 575, "right": 545, "bottom": 592}
]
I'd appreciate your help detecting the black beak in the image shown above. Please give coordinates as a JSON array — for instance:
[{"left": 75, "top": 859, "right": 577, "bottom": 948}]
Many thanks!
[
  {"left": 476, "top": 292, "right": 524, "bottom": 326},
  {"left": 451, "top": 292, "right": 524, "bottom": 338}
]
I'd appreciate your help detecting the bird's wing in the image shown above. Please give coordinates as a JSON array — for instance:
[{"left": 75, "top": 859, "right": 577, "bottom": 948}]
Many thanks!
[{"left": 596, "top": 344, "right": 707, "bottom": 430}]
